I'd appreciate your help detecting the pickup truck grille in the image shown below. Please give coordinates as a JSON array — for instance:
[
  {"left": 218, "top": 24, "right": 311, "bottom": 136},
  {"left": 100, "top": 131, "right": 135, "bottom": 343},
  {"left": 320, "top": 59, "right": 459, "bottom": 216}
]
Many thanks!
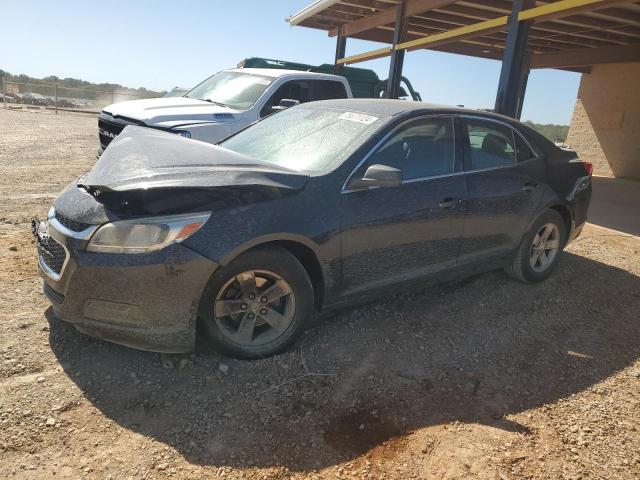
[{"left": 98, "top": 118, "right": 126, "bottom": 149}]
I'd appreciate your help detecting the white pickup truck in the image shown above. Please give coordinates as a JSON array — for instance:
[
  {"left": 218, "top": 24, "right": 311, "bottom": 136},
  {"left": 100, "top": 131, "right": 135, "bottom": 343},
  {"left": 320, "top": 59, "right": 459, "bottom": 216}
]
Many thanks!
[{"left": 97, "top": 68, "right": 352, "bottom": 155}]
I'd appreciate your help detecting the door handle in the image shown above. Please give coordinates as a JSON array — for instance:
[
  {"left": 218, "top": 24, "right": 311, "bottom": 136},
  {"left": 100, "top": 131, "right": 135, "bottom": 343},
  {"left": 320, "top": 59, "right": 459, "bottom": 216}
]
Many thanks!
[
  {"left": 439, "top": 198, "right": 457, "bottom": 209},
  {"left": 521, "top": 182, "right": 538, "bottom": 193}
]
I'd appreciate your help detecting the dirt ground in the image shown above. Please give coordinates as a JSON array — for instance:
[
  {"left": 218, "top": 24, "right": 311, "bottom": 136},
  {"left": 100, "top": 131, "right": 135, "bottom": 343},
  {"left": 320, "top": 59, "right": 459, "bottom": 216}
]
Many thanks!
[{"left": 1, "top": 108, "right": 639, "bottom": 480}]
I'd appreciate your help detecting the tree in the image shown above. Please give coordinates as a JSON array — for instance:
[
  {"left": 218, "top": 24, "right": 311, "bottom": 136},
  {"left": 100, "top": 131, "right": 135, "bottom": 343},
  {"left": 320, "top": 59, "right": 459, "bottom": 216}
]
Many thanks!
[{"left": 0, "top": 69, "right": 165, "bottom": 97}]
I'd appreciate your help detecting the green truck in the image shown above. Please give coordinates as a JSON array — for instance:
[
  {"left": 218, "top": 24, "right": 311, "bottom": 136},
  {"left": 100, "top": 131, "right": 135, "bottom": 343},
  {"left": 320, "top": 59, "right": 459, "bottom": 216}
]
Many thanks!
[{"left": 237, "top": 57, "right": 422, "bottom": 101}]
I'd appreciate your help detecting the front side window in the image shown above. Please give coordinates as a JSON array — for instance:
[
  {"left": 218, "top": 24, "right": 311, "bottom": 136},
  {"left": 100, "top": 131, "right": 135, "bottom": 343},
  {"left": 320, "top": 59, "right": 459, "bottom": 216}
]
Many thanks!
[
  {"left": 260, "top": 80, "right": 312, "bottom": 117},
  {"left": 465, "top": 119, "right": 516, "bottom": 170},
  {"left": 221, "top": 106, "right": 386, "bottom": 173},
  {"left": 365, "top": 116, "right": 455, "bottom": 181},
  {"left": 185, "top": 71, "right": 274, "bottom": 110}
]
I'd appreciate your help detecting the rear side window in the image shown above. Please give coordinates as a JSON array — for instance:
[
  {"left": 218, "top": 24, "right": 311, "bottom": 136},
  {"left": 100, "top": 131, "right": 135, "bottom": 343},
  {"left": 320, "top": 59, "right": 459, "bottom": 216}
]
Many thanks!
[
  {"left": 465, "top": 119, "right": 515, "bottom": 170},
  {"left": 514, "top": 131, "right": 536, "bottom": 162},
  {"left": 313, "top": 80, "right": 348, "bottom": 101},
  {"left": 366, "top": 116, "right": 455, "bottom": 181}
]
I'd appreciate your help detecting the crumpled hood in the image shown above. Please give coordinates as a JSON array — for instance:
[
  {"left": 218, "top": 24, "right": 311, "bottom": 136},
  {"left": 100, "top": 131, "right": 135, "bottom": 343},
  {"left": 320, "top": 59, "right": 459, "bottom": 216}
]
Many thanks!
[
  {"left": 103, "top": 97, "right": 241, "bottom": 126},
  {"left": 79, "top": 126, "right": 309, "bottom": 193}
]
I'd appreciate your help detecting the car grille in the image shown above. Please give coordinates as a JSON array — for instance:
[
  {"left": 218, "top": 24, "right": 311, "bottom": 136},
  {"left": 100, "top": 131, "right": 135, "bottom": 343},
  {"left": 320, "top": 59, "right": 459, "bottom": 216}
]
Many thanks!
[
  {"left": 43, "top": 282, "right": 65, "bottom": 304},
  {"left": 38, "top": 236, "right": 66, "bottom": 275},
  {"left": 98, "top": 118, "right": 126, "bottom": 148},
  {"left": 55, "top": 211, "right": 92, "bottom": 232}
]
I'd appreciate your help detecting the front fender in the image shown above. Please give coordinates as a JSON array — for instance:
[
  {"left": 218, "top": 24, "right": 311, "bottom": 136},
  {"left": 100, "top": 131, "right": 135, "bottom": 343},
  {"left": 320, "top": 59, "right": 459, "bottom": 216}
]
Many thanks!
[{"left": 218, "top": 232, "right": 322, "bottom": 267}]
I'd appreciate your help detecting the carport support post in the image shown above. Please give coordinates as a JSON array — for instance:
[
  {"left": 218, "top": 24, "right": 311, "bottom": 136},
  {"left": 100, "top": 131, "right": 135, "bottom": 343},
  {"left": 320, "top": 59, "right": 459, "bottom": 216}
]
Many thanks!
[
  {"left": 386, "top": 2, "right": 407, "bottom": 99},
  {"left": 494, "top": 0, "right": 534, "bottom": 119},
  {"left": 334, "top": 28, "right": 347, "bottom": 75},
  {"left": 515, "top": 67, "right": 529, "bottom": 119}
]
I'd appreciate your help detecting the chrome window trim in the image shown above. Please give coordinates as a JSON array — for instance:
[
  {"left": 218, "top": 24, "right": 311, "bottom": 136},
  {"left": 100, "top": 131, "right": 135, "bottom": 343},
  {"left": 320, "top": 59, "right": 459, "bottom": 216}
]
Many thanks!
[
  {"left": 341, "top": 114, "right": 456, "bottom": 194},
  {"left": 402, "top": 170, "right": 466, "bottom": 184},
  {"left": 460, "top": 155, "right": 541, "bottom": 177}
]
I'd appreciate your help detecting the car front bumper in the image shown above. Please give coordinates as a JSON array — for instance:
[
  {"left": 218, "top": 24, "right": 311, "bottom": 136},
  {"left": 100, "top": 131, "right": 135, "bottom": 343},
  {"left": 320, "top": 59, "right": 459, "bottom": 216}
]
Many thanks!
[{"left": 36, "top": 212, "right": 218, "bottom": 353}]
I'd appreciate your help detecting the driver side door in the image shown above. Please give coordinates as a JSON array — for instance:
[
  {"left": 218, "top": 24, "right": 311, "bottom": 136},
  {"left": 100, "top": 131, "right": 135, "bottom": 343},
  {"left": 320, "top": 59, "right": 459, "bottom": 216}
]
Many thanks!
[{"left": 339, "top": 115, "right": 466, "bottom": 296}]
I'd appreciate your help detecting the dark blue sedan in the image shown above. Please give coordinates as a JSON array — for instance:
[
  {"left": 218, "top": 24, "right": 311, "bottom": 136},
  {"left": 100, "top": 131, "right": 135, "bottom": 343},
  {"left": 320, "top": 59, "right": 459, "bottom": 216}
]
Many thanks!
[{"left": 35, "top": 99, "right": 592, "bottom": 358}]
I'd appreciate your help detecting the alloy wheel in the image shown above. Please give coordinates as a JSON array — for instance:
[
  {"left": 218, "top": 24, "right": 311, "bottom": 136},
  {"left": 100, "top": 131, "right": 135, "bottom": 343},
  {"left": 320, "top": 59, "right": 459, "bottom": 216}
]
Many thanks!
[
  {"left": 213, "top": 270, "right": 296, "bottom": 346},
  {"left": 529, "top": 223, "right": 560, "bottom": 273}
]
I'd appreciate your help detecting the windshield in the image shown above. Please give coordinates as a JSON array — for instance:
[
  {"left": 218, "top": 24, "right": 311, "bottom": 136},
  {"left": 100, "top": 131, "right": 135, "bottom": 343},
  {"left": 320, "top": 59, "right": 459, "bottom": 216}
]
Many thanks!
[
  {"left": 220, "top": 105, "right": 386, "bottom": 173},
  {"left": 185, "top": 71, "right": 273, "bottom": 110}
]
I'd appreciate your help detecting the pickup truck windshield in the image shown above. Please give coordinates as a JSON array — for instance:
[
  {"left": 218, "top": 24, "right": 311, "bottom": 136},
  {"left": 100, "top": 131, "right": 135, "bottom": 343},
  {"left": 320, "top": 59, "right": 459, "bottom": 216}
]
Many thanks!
[
  {"left": 220, "top": 105, "right": 385, "bottom": 173},
  {"left": 186, "top": 71, "right": 273, "bottom": 110}
]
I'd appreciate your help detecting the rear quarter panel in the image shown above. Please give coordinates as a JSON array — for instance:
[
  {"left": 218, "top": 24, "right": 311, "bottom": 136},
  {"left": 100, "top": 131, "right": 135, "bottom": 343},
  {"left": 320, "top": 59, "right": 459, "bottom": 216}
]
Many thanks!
[{"left": 517, "top": 124, "right": 591, "bottom": 229}]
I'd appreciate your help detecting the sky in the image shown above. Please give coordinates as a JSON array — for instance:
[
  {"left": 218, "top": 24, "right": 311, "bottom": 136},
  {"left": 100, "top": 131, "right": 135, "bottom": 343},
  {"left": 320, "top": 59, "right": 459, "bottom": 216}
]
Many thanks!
[{"left": 1, "top": 0, "right": 581, "bottom": 124}]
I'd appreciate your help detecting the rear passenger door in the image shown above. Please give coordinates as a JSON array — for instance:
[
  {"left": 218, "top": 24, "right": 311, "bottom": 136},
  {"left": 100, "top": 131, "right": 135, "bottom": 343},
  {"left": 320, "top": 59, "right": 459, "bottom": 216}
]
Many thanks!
[{"left": 459, "top": 116, "right": 545, "bottom": 263}]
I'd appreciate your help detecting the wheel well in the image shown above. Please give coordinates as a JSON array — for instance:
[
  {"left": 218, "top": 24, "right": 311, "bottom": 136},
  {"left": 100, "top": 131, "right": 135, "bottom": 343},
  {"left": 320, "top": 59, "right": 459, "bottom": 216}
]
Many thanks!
[
  {"left": 268, "top": 240, "right": 325, "bottom": 312},
  {"left": 549, "top": 204, "right": 572, "bottom": 241}
]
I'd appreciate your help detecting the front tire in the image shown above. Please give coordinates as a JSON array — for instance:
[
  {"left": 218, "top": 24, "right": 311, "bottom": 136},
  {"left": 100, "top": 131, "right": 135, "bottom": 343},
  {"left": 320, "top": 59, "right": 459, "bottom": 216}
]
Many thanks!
[
  {"left": 199, "top": 246, "right": 314, "bottom": 359},
  {"left": 506, "top": 209, "right": 567, "bottom": 283}
]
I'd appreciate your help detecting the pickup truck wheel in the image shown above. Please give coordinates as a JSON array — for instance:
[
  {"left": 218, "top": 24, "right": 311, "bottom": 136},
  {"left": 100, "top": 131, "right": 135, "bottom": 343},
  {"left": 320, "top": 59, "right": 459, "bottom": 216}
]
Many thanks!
[
  {"left": 506, "top": 210, "right": 566, "bottom": 284},
  {"left": 199, "top": 246, "right": 314, "bottom": 359}
]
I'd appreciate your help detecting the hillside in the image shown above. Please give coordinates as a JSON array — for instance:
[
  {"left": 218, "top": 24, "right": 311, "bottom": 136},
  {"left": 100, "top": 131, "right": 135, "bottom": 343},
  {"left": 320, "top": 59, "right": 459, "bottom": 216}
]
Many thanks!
[
  {"left": 524, "top": 121, "right": 569, "bottom": 143},
  {"left": 0, "top": 69, "right": 165, "bottom": 97}
]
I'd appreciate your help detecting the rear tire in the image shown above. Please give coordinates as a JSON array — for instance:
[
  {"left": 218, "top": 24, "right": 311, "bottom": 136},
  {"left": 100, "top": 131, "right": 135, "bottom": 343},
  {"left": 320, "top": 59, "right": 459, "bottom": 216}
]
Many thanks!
[
  {"left": 199, "top": 246, "right": 314, "bottom": 359},
  {"left": 506, "top": 209, "right": 567, "bottom": 284}
]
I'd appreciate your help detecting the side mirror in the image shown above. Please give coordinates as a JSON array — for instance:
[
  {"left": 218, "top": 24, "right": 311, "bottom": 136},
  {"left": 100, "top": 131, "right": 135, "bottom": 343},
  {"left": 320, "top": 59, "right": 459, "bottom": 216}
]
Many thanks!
[
  {"left": 348, "top": 164, "right": 402, "bottom": 190},
  {"left": 270, "top": 98, "right": 300, "bottom": 114}
]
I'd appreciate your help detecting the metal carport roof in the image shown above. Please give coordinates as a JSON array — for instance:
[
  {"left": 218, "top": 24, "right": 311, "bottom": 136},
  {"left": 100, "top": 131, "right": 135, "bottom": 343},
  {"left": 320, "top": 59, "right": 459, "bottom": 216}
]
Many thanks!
[{"left": 287, "top": 0, "right": 640, "bottom": 70}]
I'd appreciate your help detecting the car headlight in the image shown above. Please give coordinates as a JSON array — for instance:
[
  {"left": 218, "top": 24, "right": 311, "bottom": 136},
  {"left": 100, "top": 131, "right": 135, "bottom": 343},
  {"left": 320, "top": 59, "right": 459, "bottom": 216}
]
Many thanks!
[
  {"left": 87, "top": 213, "right": 210, "bottom": 254},
  {"left": 174, "top": 130, "right": 191, "bottom": 138}
]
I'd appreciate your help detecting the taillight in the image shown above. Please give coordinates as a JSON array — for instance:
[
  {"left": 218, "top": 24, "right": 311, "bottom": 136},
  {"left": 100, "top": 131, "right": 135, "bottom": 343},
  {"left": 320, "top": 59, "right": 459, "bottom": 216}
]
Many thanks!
[{"left": 581, "top": 159, "right": 593, "bottom": 176}]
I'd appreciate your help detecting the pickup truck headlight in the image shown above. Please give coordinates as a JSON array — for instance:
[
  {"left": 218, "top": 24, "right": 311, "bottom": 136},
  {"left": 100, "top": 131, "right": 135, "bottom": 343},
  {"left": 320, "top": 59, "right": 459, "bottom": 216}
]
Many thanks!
[{"left": 87, "top": 213, "right": 210, "bottom": 254}]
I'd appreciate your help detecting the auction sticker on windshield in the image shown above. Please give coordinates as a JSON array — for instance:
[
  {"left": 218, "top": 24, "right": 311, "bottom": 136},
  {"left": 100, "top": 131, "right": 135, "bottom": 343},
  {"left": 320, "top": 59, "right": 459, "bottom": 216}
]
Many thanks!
[{"left": 339, "top": 112, "right": 379, "bottom": 125}]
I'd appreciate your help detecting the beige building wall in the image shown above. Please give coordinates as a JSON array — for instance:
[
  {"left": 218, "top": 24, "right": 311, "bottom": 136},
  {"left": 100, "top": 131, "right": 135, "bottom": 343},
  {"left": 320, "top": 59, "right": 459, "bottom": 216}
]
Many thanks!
[{"left": 566, "top": 62, "right": 640, "bottom": 180}]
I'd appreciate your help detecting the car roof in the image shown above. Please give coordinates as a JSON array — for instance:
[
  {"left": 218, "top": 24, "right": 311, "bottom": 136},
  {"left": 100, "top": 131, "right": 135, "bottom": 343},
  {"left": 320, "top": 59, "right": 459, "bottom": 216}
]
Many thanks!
[
  {"left": 228, "top": 67, "right": 345, "bottom": 81},
  {"left": 307, "top": 98, "right": 518, "bottom": 123}
]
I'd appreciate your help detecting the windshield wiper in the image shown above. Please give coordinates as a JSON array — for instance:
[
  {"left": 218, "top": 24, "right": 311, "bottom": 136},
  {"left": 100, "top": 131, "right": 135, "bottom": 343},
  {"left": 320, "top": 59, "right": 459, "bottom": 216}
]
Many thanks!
[{"left": 204, "top": 99, "right": 230, "bottom": 108}]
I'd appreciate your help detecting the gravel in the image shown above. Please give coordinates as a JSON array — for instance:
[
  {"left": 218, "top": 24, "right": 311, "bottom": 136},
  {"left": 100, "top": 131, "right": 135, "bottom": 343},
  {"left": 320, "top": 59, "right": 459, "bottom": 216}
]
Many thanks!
[{"left": 0, "top": 108, "right": 639, "bottom": 479}]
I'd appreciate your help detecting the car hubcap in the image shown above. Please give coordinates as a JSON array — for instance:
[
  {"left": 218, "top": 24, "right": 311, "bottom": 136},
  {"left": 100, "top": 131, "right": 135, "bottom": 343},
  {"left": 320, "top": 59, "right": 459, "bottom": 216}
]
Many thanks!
[
  {"left": 214, "top": 270, "right": 295, "bottom": 346},
  {"left": 530, "top": 223, "right": 560, "bottom": 273}
]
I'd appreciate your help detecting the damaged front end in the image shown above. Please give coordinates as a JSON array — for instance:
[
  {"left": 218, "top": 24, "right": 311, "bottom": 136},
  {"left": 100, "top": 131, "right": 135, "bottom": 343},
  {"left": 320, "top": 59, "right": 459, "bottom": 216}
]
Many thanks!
[
  {"left": 38, "top": 127, "right": 309, "bottom": 352},
  {"left": 78, "top": 125, "right": 309, "bottom": 218}
]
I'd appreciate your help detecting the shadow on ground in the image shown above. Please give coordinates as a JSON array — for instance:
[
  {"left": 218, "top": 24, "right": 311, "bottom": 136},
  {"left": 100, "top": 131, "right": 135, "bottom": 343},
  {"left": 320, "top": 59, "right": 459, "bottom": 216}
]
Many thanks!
[
  {"left": 589, "top": 176, "right": 640, "bottom": 235},
  {"left": 48, "top": 253, "right": 640, "bottom": 471}
]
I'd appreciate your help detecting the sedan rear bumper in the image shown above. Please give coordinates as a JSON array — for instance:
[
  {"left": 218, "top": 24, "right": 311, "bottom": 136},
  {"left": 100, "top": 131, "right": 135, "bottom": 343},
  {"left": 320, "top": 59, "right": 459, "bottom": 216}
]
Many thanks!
[{"left": 38, "top": 216, "right": 218, "bottom": 353}]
